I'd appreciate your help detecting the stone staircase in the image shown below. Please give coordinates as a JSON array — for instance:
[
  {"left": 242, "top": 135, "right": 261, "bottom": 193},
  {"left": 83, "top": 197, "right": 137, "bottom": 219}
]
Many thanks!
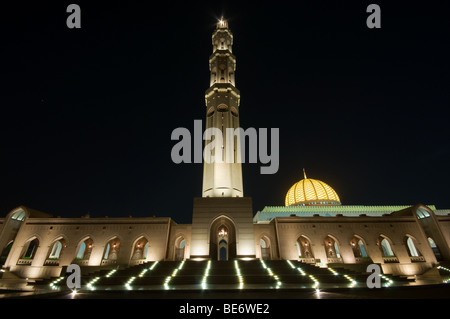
[{"left": 32, "top": 259, "right": 416, "bottom": 291}]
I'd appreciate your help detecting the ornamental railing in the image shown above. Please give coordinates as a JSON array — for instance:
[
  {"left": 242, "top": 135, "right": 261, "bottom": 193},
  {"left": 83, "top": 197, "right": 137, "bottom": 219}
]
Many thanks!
[
  {"left": 327, "top": 257, "right": 343, "bottom": 264},
  {"left": 355, "top": 257, "right": 372, "bottom": 263},
  {"left": 383, "top": 256, "right": 399, "bottom": 263},
  {"left": 101, "top": 259, "right": 117, "bottom": 266},
  {"left": 44, "top": 259, "right": 59, "bottom": 266},
  {"left": 298, "top": 257, "right": 316, "bottom": 264},
  {"left": 410, "top": 256, "right": 425, "bottom": 262},
  {"left": 73, "top": 259, "right": 89, "bottom": 266},
  {"left": 129, "top": 259, "right": 146, "bottom": 266},
  {"left": 17, "top": 259, "right": 32, "bottom": 265}
]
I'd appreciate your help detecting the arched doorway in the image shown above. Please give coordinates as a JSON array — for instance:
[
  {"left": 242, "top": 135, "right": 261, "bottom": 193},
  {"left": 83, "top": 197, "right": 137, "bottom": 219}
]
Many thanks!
[
  {"left": 174, "top": 236, "right": 186, "bottom": 261},
  {"left": 260, "top": 236, "right": 271, "bottom": 260},
  {"left": 296, "top": 236, "right": 314, "bottom": 262},
  {"left": 350, "top": 235, "right": 371, "bottom": 263},
  {"left": 218, "top": 227, "right": 228, "bottom": 261},
  {"left": 324, "top": 235, "right": 342, "bottom": 263},
  {"left": 209, "top": 216, "right": 236, "bottom": 261},
  {"left": 102, "top": 237, "right": 120, "bottom": 265},
  {"left": 131, "top": 237, "right": 149, "bottom": 261}
]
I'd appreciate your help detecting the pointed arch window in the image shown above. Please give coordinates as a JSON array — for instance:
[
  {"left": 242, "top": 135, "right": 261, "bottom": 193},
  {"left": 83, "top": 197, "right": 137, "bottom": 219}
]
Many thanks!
[
  {"left": 49, "top": 241, "right": 63, "bottom": 259},
  {"left": 324, "top": 236, "right": 342, "bottom": 261},
  {"left": 103, "top": 243, "right": 111, "bottom": 260},
  {"left": 102, "top": 239, "right": 120, "bottom": 262},
  {"left": 358, "top": 240, "right": 368, "bottom": 257},
  {"left": 380, "top": 238, "right": 394, "bottom": 257},
  {"left": 77, "top": 242, "right": 86, "bottom": 259},
  {"left": 296, "top": 236, "right": 313, "bottom": 261},
  {"left": 144, "top": 242, "right": 150, "bottom": 257},
  {"left": 334, "top": 242, "right": 341, "bottom": 258},
  {"left": 131, "top": 237, "right": 149, "bottom": 261},
  {"left": 76, "top": 238, "right": 93, "bottom": 262},
  {"left": 406, "top": 237, "right": 420, "bottom": 257},
  {"left": 428, "top": 237, "right": 442, "bottom": 260},
  {"left": 21, "top": 238, "right": 39, "bottom": 260}
]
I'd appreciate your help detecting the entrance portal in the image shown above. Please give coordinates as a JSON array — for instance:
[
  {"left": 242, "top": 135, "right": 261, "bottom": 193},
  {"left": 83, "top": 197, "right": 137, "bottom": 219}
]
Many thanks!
[
  {"left": 218, "top": 227, "right": 228, "bottom": 260},
  {"left": 209, "top": 216, "right": 236, "bottom": 260}
]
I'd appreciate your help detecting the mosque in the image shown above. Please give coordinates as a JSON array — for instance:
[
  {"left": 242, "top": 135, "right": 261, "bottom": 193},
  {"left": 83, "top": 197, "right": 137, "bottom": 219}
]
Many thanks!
[{"left": 1, "top": 18, "right": 450, "bottom": 285}]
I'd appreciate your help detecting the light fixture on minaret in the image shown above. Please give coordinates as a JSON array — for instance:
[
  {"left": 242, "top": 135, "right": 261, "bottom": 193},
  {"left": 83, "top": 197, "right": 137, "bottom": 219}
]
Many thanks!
[{"left": 202, "top": 17, "right": 243, "bottom": 198}]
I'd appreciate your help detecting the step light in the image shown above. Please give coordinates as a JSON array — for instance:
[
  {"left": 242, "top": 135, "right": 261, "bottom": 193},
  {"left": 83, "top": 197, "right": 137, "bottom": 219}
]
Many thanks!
[
  {"left": 234, "top": 260, "right": 244, "bottom": 289},
  {"left": 49, "top": 276, "right": 65, "bottom": 290},
  {"left": 164, "top": 260, "right": 185, "bottom": 289},
  {"left": 309, "top": 275, "right": 319, "bottom": 289},
  {"left": 202, "top": 260, "right": 211, "bottom": 289},
  {"left": 124, "top": 276, "right": 136, "bottom": 290},
  {"left": 327, "top": 267, "right": 356, "bottom": 288},
  {"left": 260, "top": 260, "right": 282, "bottom": 289},
  {"left": 106, "top": 269, "right": 117, "bottom": 278},
  {"left": 378, "top": 274, "right": 394, "bottom": 287},
  {"left": 86, "top": 276, "right": 100, "bottom": 291}
]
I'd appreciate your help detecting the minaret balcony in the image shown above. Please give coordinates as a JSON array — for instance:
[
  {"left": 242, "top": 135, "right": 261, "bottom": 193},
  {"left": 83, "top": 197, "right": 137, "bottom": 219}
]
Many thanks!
[{"left": 205, "top": 83, "right": 240, "bottom": 97}]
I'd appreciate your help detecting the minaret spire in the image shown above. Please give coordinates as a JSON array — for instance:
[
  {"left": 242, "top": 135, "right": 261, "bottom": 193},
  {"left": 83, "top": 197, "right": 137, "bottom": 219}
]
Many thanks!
[
  {"left": 202, "top": 18, "right": 243, "bottom": 198},
  {"left": 217, "top": 16, "right": 228, "bottom": 29}
]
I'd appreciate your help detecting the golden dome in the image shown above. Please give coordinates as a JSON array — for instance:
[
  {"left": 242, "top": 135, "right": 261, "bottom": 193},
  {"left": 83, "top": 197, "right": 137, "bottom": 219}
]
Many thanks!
[{"left": 285, "top": 171, "right": 341, "bottom": 206}]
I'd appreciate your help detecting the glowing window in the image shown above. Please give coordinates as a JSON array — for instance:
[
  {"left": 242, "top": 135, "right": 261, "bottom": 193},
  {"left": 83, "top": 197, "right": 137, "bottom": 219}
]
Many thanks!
[
  {"left": 49, "top": 241, "right": 63, "bottom": 259},
  {"left": 296, "top": 242, "right": 301, "bottom": 257},
  {"left": 334, "top": 241, "right": 341, "bottom": 258},
  {"left": 381, "top": 238, "right": 394, "bottom": 257},
  {"left": 103, "top": 243, "right": 111, "bottom": 260},
  {"left": 11, "top": 210, "right": 26, "bottom": 221},
  {"left": 77, "top": 242, "right": 86, "bottom": 259},
  {"left": 406, "top": 237, "right": 419, "bottom": 257},
  {"left": 358, "top": 240, "right": 368, "bottom": 257}
]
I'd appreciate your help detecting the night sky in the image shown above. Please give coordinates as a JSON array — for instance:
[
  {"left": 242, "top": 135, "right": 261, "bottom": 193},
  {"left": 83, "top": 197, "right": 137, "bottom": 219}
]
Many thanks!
[{"left": 1, "top": 1, "right": 449, "bottom": 224}]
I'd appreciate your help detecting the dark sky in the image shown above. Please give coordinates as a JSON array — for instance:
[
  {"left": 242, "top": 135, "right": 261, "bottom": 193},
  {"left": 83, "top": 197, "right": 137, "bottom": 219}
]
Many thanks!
[{"left": 1, "top": 1, "right": 449, "bottom": 224}]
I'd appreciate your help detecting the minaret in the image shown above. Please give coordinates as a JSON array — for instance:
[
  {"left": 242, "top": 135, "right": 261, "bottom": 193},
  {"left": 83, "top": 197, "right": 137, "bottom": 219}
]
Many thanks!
[
  {"left": 202, "top": 17, "right": 243, "bottom": 198},
  {"left": 191, "top": 18, "right": 255, "bottom": 260}
]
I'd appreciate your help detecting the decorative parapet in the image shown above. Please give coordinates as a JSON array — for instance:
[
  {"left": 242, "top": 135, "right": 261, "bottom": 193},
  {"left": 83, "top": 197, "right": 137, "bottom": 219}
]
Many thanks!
[
  {"left": 327, "top": 257, "right": 343, "bottom": 264},
  {"left": 17, "top": 259, "right": 32, "bottom": 265},
  {"left": 254, "top": 205, "right": 438, "bottom": 223},
  {"left": 383, "top": 256, "right": 399, "bottom": 263},
  {"left": 101, "top": 259, "right": 117, "bottom": 266},
  {"left": 129, "top": 259, "right": 147, "bottom": 266},
  {"left": 355, "top": 257, "right": 372, "bottom": 263},
  {"left": 73, "top": 259, "right": 89, "bottom": 266},
  {"left": 298, "top": 257, "right": 315, "bottom": 264},
  {"left": 410, "top": 256, "right": 425, "bottom": 262},
  {"left": 44, "top": 259, "right": 59, "bottom": 266},
  {"left": 434, "top": 209, "right": 450, "bottom": 216}
]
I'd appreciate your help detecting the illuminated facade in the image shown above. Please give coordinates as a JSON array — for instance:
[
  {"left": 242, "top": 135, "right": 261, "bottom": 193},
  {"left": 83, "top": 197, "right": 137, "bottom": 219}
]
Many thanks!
[{"left": 1, "top": 19, "right": 450, "bottom": 281}]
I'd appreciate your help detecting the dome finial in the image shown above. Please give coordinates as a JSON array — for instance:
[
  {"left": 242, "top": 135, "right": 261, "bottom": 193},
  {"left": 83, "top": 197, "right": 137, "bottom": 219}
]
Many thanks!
[{"left": 303, "top": 168, "right": 307, "bottom": 179}]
